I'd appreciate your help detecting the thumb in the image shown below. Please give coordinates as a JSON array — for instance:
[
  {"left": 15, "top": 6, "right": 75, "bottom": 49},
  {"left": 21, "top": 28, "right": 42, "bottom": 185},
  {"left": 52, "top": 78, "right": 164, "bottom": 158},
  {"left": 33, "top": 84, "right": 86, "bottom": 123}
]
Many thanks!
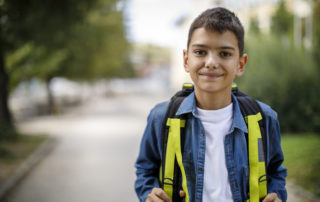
[{"left": 179, "top": 190, "right": 186, "bottom": 198}]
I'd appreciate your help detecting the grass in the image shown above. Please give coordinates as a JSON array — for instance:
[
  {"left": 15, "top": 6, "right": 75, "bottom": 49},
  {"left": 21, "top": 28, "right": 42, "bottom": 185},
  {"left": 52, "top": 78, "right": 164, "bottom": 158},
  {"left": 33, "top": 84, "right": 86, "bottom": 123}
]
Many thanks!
[
  {"left": 0, "top": 134, "right": 48, "bottom": 187},
  {"left": 281, "top": 133, "right": 320, "bottom": 196}
]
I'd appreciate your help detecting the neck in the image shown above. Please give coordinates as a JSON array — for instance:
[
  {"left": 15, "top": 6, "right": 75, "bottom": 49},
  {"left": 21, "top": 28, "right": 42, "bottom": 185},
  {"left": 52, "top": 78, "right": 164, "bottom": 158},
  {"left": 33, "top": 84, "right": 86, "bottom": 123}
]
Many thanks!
[{"left": 195, "top": 87, "right": 232, "bottom": 110}]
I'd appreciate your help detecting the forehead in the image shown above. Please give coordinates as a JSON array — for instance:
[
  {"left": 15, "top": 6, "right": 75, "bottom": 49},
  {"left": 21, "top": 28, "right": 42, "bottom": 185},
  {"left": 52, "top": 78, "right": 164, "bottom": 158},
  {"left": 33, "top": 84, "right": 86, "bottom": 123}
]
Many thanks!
[{"left": 189, "top": 27, "right": 239, "bottom": 51}]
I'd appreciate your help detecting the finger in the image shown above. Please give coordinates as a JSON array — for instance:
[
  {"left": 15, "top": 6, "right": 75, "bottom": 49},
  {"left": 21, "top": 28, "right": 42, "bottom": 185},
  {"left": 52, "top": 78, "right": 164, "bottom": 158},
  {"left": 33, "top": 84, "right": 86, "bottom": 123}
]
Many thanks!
[
  {"left": 179, "top": 190, "right": 186, "bottom": 198},
  {"left": 262, "top": 193, "right": 277, "bottom": 202},
  {"left": 275, "top": 197, "right": 282, "bottom": 202},
  {"left": 153, "top": 188, "right": 171, "bottom": 202},
  {"left": 147, "top": 192, "right": 162, "bottom": 202}
]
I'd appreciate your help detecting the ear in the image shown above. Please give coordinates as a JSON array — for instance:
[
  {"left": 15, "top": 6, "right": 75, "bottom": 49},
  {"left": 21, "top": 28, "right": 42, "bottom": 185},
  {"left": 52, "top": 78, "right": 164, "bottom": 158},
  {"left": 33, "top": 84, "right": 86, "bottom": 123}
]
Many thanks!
[
  {"left": 236, "top": 54, "right": 247, "bottom": 77},
  {"left": 183, "top": 49, "right": 189, "bottom": 73}
]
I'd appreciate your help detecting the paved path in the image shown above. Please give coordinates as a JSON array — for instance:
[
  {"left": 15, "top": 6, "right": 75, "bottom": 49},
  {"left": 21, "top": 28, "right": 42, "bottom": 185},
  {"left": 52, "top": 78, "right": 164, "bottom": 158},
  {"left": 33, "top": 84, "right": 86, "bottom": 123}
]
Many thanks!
[
  {"left": 4, "top": 94, "right": 318, "bottom": 202},
  {"left": 5, "top": 94, "right": 168, "bottom": 202}
]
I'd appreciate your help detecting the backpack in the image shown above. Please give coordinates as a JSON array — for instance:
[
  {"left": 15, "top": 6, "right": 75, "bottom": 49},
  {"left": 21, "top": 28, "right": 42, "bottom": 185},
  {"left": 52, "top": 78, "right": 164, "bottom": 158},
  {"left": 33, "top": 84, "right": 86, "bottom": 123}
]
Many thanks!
[{"left": 160, "top": 83, "right": 268, "bottom": 202}]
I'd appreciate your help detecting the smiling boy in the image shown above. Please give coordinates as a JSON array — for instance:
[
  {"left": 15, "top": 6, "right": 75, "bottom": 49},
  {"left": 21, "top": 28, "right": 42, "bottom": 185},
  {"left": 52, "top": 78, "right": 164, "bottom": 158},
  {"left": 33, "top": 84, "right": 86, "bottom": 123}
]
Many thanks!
[
  {"left": 135, "top": 7, "right": 287, "bottom": 202},
  {"left": 184, "top": 28, "right": 245, "bottom": 110}
]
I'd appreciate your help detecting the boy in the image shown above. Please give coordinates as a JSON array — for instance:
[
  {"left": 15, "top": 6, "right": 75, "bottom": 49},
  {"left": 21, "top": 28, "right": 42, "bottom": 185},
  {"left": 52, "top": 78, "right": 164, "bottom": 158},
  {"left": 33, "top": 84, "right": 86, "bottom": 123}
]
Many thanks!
[{"left": 135, "top": 7, "right": 287, "bottom": 202}]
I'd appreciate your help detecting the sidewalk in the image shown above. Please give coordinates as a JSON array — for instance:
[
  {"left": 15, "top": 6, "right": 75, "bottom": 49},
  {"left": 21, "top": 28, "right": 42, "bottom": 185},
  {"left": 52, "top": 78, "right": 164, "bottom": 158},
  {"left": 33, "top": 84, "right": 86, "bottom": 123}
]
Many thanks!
[{"left": 3, "top": 94, "right": 167, "bottom": 202}]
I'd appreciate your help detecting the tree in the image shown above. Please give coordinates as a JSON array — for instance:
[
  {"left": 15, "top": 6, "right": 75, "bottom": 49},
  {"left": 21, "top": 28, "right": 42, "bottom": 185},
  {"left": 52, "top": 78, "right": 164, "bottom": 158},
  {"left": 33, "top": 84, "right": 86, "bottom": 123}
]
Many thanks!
[
  {"left": 0, "top": 0, "right": 103, "bottom": 138},
  {"left": 271, "top": 0, "right": 293, "bottom": 37},
  {"left": 0, "top": 23, "right": 13, "bottom": 138},
  {"left": 248, "top": 18, "right": 260, "bottom": 35},
  {"left": 56, "top": 0, "right": 132, "bottom": 81},
  {"left": 238, "top": 33, "right": 320, "bottom": 133},
  {"left": 17, "top": 0, "right": 132, "bottom": 113}
]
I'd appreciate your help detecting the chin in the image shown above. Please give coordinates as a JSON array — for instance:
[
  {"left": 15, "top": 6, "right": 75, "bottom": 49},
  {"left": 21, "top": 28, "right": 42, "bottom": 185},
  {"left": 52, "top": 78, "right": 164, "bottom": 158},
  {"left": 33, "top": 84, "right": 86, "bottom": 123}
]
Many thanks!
[{"left": 197, "top": 83, "right": 231, "bottom": 94}]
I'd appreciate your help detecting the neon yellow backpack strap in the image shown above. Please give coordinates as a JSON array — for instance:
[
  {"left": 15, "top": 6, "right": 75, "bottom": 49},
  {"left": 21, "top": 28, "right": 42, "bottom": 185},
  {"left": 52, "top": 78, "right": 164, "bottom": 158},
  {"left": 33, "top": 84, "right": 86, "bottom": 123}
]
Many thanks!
[
  {"left": 162, "top": 118, "right": 190, "bottom": 202},
  {"left": 246, "top": 113, "right": 267, "bottom": 202},
  {"left": 232, "top": 83, "right": 238, "bottom": 89}
]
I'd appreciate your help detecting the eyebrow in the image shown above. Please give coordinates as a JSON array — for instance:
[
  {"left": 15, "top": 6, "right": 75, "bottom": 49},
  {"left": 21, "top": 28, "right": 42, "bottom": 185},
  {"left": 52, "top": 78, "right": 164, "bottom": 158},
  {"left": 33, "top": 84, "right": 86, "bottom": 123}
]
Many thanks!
[{"left": 191, "top": 44, "right": 236, "bottom": 51}]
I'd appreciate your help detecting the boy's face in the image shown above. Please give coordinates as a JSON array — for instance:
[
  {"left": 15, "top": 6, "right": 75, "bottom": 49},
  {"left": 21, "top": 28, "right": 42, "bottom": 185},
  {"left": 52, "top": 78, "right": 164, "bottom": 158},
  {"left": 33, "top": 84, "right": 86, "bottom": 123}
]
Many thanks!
[{"left": 183, "top": 27, "right": 247, "bottom": 96}]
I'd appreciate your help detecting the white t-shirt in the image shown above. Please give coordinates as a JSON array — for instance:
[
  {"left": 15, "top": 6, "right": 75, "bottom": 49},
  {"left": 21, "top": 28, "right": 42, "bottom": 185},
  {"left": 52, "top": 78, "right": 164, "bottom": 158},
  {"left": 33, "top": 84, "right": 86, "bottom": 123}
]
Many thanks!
[{"left": 197, "top": 103, "right": 234, "bottom": 202}]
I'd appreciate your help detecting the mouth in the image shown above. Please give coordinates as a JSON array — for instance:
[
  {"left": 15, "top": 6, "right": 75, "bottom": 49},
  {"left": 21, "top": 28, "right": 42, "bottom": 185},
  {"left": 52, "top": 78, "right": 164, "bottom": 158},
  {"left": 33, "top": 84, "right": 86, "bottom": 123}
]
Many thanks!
[{"left": 199, "top": 72, "right": 223, "bottom": 79}]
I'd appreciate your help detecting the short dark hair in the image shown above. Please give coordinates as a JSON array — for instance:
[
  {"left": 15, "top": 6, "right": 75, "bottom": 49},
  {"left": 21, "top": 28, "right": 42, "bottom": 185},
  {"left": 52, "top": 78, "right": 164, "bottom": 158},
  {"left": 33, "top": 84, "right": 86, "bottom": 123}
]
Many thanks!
[{"left": 187, "top": 7, "right": 245, "bottom": 56}]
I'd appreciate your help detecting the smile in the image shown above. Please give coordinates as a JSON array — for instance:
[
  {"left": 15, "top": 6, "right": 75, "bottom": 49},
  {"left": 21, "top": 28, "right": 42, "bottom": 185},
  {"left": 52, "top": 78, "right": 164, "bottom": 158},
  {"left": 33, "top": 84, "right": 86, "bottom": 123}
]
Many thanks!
[{"left": 199, "top": 72, "right": 223, "bottom": 79}]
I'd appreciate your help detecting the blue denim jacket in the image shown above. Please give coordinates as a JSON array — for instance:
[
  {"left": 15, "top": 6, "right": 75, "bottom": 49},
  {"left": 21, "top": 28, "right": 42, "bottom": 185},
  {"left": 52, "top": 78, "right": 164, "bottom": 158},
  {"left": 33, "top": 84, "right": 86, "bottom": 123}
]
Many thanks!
[{"left": 135, "top": 92, "right": 287, "bottom": 202}]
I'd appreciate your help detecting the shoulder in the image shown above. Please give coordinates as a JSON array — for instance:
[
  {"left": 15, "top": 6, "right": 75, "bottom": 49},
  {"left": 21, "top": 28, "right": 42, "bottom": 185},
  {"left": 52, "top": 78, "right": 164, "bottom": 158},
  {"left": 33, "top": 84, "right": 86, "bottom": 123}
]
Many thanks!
[
  {"left": 257, "top": 100, "right": 278, "bottom": 121},
  {"left": 147, "top": 100, "right": 170, "bottom": 123}
]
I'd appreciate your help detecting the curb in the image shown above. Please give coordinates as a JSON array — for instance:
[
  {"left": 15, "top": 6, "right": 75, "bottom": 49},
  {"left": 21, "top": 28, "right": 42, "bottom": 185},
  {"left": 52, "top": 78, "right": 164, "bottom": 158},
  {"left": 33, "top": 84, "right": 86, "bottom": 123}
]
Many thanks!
[{"left": 0, "top": 136, "right": 58, "bottom": 200}]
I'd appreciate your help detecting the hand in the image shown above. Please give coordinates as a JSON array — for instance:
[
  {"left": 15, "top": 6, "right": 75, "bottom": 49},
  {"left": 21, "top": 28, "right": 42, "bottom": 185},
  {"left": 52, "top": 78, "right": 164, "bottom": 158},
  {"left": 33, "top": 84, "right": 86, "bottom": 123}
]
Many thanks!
[
  {"left": 146, "top": 188, "right": 171, "bottom": 202},
  {"left": 179, "top": 190, "right": 185, "bottom": 198},
  {"left": 146, "top": 188, "right": 186, "bottom": 202},
  {"left": 262, "top": 193, "right": 282, "bottom": 202}
]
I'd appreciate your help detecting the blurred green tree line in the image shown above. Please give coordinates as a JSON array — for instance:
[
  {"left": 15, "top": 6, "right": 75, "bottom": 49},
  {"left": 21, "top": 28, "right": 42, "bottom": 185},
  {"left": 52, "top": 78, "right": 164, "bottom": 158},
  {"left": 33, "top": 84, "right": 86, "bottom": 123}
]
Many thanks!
[
  {"left": 0, "top": 0, "right": 132, "bottom": 139},
  {"left": 237, "top": 0, "right": 320, "bottom": 133}
]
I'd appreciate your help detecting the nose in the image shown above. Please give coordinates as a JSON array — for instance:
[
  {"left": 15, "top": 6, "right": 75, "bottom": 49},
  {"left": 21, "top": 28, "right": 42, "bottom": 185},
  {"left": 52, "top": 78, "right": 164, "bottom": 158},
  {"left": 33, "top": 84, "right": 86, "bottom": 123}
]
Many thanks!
[{"left": 205, "top": 54, "right": 219, "bottom": 69}]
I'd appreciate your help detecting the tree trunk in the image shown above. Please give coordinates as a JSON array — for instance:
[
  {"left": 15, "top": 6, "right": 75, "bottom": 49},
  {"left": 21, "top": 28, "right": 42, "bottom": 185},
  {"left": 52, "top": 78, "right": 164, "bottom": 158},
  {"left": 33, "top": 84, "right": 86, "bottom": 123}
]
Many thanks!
[
  {"left": 0, "top": 34, "right": 15, "bottom": 139},
  {"left": 45, "top": 77, "right": 56, "bottom": 114}
]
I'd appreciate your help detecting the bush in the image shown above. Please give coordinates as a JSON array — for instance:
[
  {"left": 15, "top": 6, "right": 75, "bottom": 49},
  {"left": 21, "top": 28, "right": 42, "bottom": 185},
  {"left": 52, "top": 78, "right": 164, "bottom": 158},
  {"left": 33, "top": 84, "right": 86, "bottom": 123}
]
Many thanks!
[{"left": 236, "top": 34, "right": 320, "bottom": 133}]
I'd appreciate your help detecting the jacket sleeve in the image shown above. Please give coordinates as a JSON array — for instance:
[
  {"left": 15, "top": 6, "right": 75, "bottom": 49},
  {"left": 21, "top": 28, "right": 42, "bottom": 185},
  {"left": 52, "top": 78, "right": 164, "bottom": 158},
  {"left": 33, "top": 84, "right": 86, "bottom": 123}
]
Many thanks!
[
  {"left": 266, "top": 112, "right": 288, "bottom": 201},
  {"left": 134, "top": 103, "right": 167, "bottom": 202}
]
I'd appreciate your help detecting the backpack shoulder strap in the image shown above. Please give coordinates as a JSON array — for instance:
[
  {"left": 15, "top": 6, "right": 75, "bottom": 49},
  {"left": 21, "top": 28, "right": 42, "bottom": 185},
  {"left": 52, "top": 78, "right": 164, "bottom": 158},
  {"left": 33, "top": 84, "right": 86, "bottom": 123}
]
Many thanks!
[
  {"left": 160, "top": 83, "right": 193, "bottom": 202},
  {"left": 232, "top": 85, "right": 268, "bottom": 200},
  {"left": 161, "top": 83, "right": 193, "bottom": 156},
  {"left": 232, "top": 86, "right": 267, "bottom": 166}
]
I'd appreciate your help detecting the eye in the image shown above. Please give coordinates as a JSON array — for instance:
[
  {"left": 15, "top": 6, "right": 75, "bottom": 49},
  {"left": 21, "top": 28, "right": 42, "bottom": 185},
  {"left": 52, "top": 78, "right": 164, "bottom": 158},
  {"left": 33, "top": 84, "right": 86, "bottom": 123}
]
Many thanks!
[
  {"left": 220, "top": 51, "right": 232, "bottom": 57},
  {"left": 194, "top": 50, "right": 206, "bottom": 56}
]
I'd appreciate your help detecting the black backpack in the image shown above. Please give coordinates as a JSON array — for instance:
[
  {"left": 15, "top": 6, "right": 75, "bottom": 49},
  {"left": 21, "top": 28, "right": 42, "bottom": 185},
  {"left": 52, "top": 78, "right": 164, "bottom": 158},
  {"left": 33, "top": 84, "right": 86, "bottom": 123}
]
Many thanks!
[{"left": 160, "top": 84, "right": 267, "bottom": 202}]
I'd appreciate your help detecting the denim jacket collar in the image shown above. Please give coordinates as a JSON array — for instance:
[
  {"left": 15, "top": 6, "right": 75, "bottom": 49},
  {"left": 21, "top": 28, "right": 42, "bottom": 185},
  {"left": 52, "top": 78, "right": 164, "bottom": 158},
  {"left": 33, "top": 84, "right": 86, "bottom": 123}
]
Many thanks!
[{"left": 176, "top": 91, "right": 248, "bottom": 133}]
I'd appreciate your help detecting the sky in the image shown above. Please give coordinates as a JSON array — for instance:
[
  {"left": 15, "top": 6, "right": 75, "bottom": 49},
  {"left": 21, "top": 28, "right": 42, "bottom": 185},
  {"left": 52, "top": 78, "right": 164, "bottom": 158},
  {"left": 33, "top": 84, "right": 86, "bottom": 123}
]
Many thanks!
[
  {"left": 124, "top": 0, "right": 192, "bottom": 47},
  {"left": 123, "top": 0, "right": 281, "bottom": 47}
]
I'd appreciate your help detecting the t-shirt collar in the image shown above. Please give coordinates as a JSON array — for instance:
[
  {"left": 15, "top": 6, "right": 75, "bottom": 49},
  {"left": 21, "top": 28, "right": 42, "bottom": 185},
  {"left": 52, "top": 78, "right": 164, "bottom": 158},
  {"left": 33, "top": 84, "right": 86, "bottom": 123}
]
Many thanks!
[{"left": 175, "top": 91, "right": 248, "bottom": 133}]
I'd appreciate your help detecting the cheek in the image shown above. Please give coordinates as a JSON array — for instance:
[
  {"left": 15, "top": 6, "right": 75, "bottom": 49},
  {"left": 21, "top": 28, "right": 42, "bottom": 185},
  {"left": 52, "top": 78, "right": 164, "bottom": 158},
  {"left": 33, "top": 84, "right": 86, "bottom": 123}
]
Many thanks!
[
  {"left": 189, "top": 59, "right": 204, "bottom": 69},
  {"left": 185, "top": 61, "right": 195, "bottom": 72},
  {"left": 229, "top": 61, "right": 241, "bottom": 73}
]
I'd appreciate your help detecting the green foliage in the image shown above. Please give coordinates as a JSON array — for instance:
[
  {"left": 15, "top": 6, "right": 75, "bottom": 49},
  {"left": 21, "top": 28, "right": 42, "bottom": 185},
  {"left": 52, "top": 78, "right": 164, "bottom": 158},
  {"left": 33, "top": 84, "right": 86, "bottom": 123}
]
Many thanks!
[
  {"left": 2, "top": 0, "right": 96, "bottom": 51},
  {"left": 7, "top": 43, "right": 67, "bottom": 90},
  {"left": 0, "top": 125, "right": 18, "bottom": 141},
  {"left": 237, "top": 34, "right": 320, "bottom": 132},
  {"left": 271, "top": 0, "right": 293, "bottom": 37},
  {"left": 248, "top": 18, "right": 260, "bottom": 35},
  {"left": 3, "top": 0, "right": 132, "bottom": 90},
  {"left": 0, "top": 134, "right": 48, "bottom": 185},
  {"left": 0, "top": 0, "right": 132, "bottom": 138},
  {"left": 282, "top": 134, "right": 320, "bottom": 196},
  {"left": 59, "top": 1, "right": 133, "bottom": 80},
  {"left": 237, "top": 1, "right": 320, "bottom": 133}
]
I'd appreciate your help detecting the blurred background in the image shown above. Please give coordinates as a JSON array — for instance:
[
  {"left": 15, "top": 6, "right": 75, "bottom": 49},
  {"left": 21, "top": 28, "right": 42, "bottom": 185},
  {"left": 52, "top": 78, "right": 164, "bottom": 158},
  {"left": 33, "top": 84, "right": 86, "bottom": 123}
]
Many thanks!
[{"left": 0, "top": 0, "right": 319, "bottom": 201}]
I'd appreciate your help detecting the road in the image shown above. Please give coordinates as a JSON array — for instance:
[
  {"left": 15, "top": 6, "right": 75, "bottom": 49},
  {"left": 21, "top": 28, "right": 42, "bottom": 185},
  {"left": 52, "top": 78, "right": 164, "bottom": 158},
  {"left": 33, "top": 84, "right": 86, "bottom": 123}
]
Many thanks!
[
  {"left": 3, "top": 93, "right": 317, "bottom": 202},
  {"left": 5, "top": 94, "right": 168, "bottom": 202}
]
